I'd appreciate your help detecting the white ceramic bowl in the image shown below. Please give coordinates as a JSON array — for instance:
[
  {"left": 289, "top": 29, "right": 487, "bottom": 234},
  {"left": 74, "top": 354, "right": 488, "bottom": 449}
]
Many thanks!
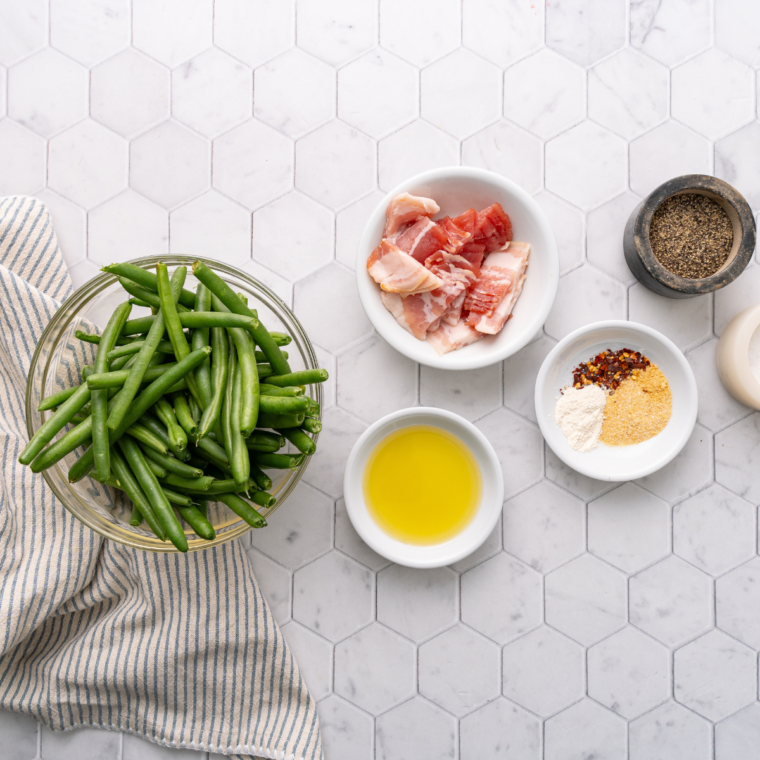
[
  {"left": 356, "top": 167, "right": 559, "bottom": 370},
  {"left": 535, "top": 321, "right": 698, "bottom": 481},
  {"left": 343, "top": 407, "right": 504, "bottom": 568}
]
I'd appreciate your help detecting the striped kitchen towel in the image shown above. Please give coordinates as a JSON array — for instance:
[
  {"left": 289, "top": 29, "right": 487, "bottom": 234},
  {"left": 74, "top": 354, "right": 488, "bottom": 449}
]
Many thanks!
[{"left": 0, "top": 196, "right": 322, "bottom": 760}]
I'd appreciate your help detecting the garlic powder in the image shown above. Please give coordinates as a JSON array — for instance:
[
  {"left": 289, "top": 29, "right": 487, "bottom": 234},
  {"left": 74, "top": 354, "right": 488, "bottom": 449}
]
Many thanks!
[{"left": 554, "top": 385, "right": 607, "bottom": 453}]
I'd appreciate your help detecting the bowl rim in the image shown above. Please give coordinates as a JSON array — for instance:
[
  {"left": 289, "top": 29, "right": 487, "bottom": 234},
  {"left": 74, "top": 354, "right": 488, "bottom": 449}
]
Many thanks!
[
  {"left": 356, "top": 165, "right": 559, "bottom": 370},
  {"left": 26, "top": 254, "right": 321, "bottom": 552},
  {"left": 343, "top": 406, "right": 504, "bottom": 568},
  {"left": 534, "top": 319, "right": 698, "bottom": 481}
]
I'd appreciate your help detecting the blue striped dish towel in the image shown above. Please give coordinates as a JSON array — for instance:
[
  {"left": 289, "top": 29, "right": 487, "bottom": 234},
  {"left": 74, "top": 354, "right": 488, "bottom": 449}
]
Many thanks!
[{"left": 0, "top": 197, "right": 322, "bottom": 760}]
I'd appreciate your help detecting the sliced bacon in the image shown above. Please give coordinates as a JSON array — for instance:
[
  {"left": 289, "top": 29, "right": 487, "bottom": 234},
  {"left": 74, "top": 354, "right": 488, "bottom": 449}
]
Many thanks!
[
  {"left": 394, "top": 218, "right": 450, "bottom": 263},
  {"left": 436, "top": 216, "right": 472, "bottom": 255},
  {"left": 367, "top": 239, "right": 443, "bottom": 294},
  {"left": 463, "top": 248, "right": 518, "bottom": 318},
  {"left": 458, "top": 242, "right": 486, "bottom": 271},
  {"left": 441, "top": 290, "right": 466, "bottom": 326},
  {"left": 426, "top": 318, "right": 485, "bottom": 356},
  {"left": 383, "top": 193, "right": 440, "bottom": 238},
  {"left": 473, "top": 202, "right": 513, "bottom": 252},
  {"left": 452, "top": 208, "right": 477, "bottom": 235}
]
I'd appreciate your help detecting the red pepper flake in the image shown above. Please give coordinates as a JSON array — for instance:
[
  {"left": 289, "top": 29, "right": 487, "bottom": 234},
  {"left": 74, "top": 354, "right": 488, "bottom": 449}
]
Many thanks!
[{"left": 568, "top": 348, "right": 651, "bottom": 392}]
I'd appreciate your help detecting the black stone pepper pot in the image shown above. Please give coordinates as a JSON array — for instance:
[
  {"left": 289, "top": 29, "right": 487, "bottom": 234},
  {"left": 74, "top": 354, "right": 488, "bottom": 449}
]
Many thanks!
[{"left": 623, "top": 174, "right": 756, "bottom": 299}]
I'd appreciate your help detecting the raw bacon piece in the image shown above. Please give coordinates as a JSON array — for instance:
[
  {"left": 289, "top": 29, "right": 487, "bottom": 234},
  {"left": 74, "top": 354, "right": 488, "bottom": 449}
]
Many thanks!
[
  {"left": 451, "top": 208, "right": 477, "bottom": 235},
  {"left": 383, "top": 193, "right": 440, "bottom": 238},
  {"left": 426, "top": 319, "right": 485, "bottom": 356},
  {"left": 463, "top": 248, "right": 518, "bottom": 318},
  {"left": 468, "top": 242, "right": 531, "bottom": 335},
  {"left": 458, "top": 242, "right": 486, "bottom": 271},
  {"left": 436, "top": 216, "right": 472, "bottom": 255},
  {"left": 441, "top": 290, "right": 466, "bottom": 326},
  {"left": 473, "top": 202, "right": 513, "bottom": 252},
  {"left": 367, "top": 239, "right": 443, "bottom": 294},
  {"left": 394, "top": 218, "right": 450, "bottom": 263}
]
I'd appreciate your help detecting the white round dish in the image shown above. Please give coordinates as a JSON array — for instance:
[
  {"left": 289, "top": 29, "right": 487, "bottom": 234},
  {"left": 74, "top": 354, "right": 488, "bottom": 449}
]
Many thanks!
[
  {"left": 535, "top": 321, "right": 698, "bottom": 482},
  {"left": 356, "top": 166, "right": 559, "bottom": 370},
  {"left": 343, "top": 407, "right": 504, "bottom": 568}
]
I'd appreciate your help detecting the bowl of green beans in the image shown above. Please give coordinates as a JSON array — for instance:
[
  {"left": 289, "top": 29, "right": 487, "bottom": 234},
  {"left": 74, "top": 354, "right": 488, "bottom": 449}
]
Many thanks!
[{"left": 24, "top": 255, "right": 325, "bottom": 552}]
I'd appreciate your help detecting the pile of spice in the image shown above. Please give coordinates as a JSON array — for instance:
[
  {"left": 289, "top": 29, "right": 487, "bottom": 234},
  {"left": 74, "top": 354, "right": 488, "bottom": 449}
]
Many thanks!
[
  {"left": 649, "top": 193, "right": 733, "bottom": 279},
  {"left": 556, "top": 348, "right": 672, "bottom": 452}
]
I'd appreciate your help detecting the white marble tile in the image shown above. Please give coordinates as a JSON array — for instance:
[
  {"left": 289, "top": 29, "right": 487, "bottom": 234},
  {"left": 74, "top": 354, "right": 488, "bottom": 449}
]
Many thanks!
[
  {"left": 214, "top": 0, "right": 294, "bottom": 69},
  {"left": 88, "top": 189, "right": 168, "bottom": 264},
  {"left": 672, "top": 50, "right": 755, "bottom": 139},
  {"left": 675, "top": 484, "right": 756, "bottom": 575},
  {"left": 463, "top": 121, "right": 542, "bottom": 196},
  {"left": 449, "top": 517, "right": 502, "bottom": 573},
  {"left": 249, "top": 482, "right": 333, "bottom": 570},
  {"left": 715, "top": 703, "right": 760, "bottom": 760},
  {"left": 630, "top": 0, "right": 711, "bottom": 67},
  {"left": 245, "top": 547, "right": 292, "bottom": 626},
  {"left": 462, "top": 0, "right": 543, "bottom": 68},
  {"left": 717, "top": 415, "right": 760, "bottom": 497},
  {"left": 90, "top": 49, "right": 170, "bottom": 139},
  {"left": 48, "top": 120, "right": 127, "bottom": 209},
  {"left": 130, "top": 120, "right": 209, "bottom": 210},
  {"left": 318, "top": 696, "right": 374, "bottom": 760},
  {"left": 34, "top": 188, "right": 86, "bottom": 268},
  {"left": 335, "top": 498, "right": 391, "bottom": 572},
  {"left": 377, "top": 565, "right": 458, "bottom": 643},
  {"left": 589, "top": 49, "right": 669, "bottom": 140},
  {"left": 293, "top": 551, "right": 373, "bottom": 642},
  {"left": 545, "top": 554, "right": 627, "bottom": 646},
  {"left": 41, "top": 725, "right": 120, "bottom": 760},
  {"left": 715, "top": 0, "right": 760, "bottom": 68},
  {"left": 123, "top": 736, "right": 204, "bottom": 758},
  {"left": 588, "top": 627, "right": 670, "bottom": 719},
  {"left": 674, "top": 630, "right": 757, "bottom": 721},
  {"left": 546, "top": 122, "right": 628, "bottom": 211},
  {"left": 545, "top": 444, "right": 617, "bottom": 501},
  {"left": 715, "top": 122, "right": 760, "bottom": 210},
  {"left": 716, "top": 557, "right": 760, "bottom": 649},
  {"left": 503, "top": 334, "right": 556, "bottom": 423},
  {"left": 294, "top": 264, "right": 372, "bottom": 353},
  {"left": 503, "top": 481, "right": 585, "bottom": 574},
  {"left": 715, "top": 263, "right": 760, "bottom": 334},
  {"left": 296, "top": 120, "right": 375, "bottom": 210},
  {"left": 336, "top": 190, "right": 385, "bottom": 269},
  {"left": 68, "top": 258, "right": 103, "bottom": 291},
  {"left": 378, "top": 120, "right": 459, "bottom": 192},
  {"left": 335, "top": 623, "right": 415, "bottom": 713},
  {"left": 238, "top": 258, "right": 293, "bottom": 309},
  {"left": 253, "top": 193, "right": 333, "bottom": 282},
  {"left": 132, "top": 0, "right": 212, "bottom": 69},
  {"left": 297, "top": 0, "right": 377, "bottom": 67},
  {"left": 532, "top": 192, "right": 583, "bottom": 274},
  {"left": 502, "top": 626, "right": 584, "bottom": 717},
  {"left": 254, "top": 49, "right": 335, "bottom": 139},
  {"left": 169, "top": 190, "right": 250, "bottom": 265},
  {"left": 476, "top": 409, "right": 543, "bottom": 499},
  {"left": 213, "top": 120, "right": 293, "bottom": 212},
  {"left": 629, "top": 556, "right": 713, "bottom": 647},
  {"left": 7, "top": 48, "right": 88, "bottom": 138},
  {"left": 0, "top": 66, "right": 5, "bottom": 118},
  {"left": 545, "top": 265, "right": 626, "bottom": 341},
  {"left": 629, "top": 701, "right": 712, "bottom": 760},
  {"left": 544, "top": 700, "right": 627, "bottom": 760},
  {"left": 312, "top": 343, "right": 336, "bottom": 406},
  {"left": 461, "top": 553, "right": 542, "bottom": 645},
  {"left": 503, "top": 50, "right": 585, "bottom": 139},
  {"left": 375, "top": 697, "right": 456, "bottom": 760},
  {"left": 420, "top": 364, "right": 501, "bottom": 422},
  {"left": 280, "top": 621, "right": 333, "bottom": 701},
  {"left": 629, "top": 121, "right": 711, "bottom": 198},
  {"left": 546, "top": 0, "right": 625, "bottom": 66},
  {"left": 171, "top": 49, "right": 251, "bottom": 139},
  {"left": 419, "top": 625, "right": 501, "bottom": 717},
  {"left": 302, "top": 406, "right": 367, "bottom": 498},
  {"left": 460, "top": 698, "right": 540, "bottom": 760},
  {"left": 586, "top": 192, "right": 640, "bottom": 285},
  {"left": 421, "top": 49, "right": 500, "bottom": 140},
  {"left": 0, "top": 0, "right": 47, "bottom": 67},
  {"left": 0, "top": 710, "right": 37, "bottom": 760},
  {"left": 379, "top": 0, "right": 460, "bottom": 68},
  {"left": 637, "top": 424, "right": 713, "bottom": 503},
  {"left": 338, "top": 49, "right": 416, "bottom": 140},
  {"left": 50, "top": 0, "right": 129, "bottom": 68}
]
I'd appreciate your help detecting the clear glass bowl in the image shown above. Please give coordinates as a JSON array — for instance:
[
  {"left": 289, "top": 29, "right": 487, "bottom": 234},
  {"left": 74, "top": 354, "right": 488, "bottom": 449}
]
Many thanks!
[{"left": 25, "top": 256, "right": 320, "bottom": 552}]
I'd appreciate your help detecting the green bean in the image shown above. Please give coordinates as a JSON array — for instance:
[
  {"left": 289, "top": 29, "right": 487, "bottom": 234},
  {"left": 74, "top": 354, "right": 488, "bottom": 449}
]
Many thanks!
[
  {"left": 128, "top": 298, "right": 151, "bottom": 308},
  {"left": 161, "top": 487, "right": 196, "bottom": 507},
  {"left": 121, "top": 312, "right": 258, "bottom": 337},
  {"left": 247, "top": 490, "right": 276, "bottom": 509},
  {"left": 109, "top": 354, "right": 133, "bottom": 371},
  {"left": 154, "top": 397, "right": 187, "bottom": 451},
  {"left": 91, "top": 470, "right": 121, "bottom": 488},
  {"left": 118, "top": 437, "right": 187, "bottom": 551},
  {"left": 92, "top": 301, "right": 133, "bottom": 480},
  {"left": 278, "top": 428, "right": 316, "bottom": 455},
  {"left": 259, "top": 395, "right": 309, "bottom": 415},
  {"left": 193, "top": 435, "right": 229, "bottom": 464},
  {"left": 229, "top": 356, "right": 250, "bottom": 485},
  {"left": 140, "top": 445, "right": 203, "bottom": 478},
  {"left": 87, "top": 363, "right": 176, "bottom": 390},
  {"left": 302, "top": 417, "right": 322, "bottom": 434},
  {"left": 75, "top": 330, "right": 136, "bottom": 346},
  {"left": 139, "top": 413, "right": 192, "bottom": 462},
  {"left": 217, "top": 492, "right": 267, "bottom": 528},
  {"left": 192, "top": 260, "right": 291, "bottom": 375},
  {"left": 255, "top": 350, "right": 288, "bottom": 363},
  {"left": 125, "top": 422, "right": 168, "bottom": 454},
  {"left": 257, "top": 365, "right": 274, "bottom": 380},
  {"left": 196, "top": 499, "right": 208, "bottom": 519},
  {"left": 129, "top": 502, "right": 143, "bottom": 527},
  {"left": 172, "top": 392, "right": 197, "bottom": 438},
  {"left": 265, "top": 369, "right": 328, "bottom": 387},
  {"left": 259, "top": 384, "right": 304, "bottom": 398},
  {"left": 38, "top": 383, "right": 80, "bottom": 412},
  {"left": 193, "top": 283, "right": 213, "bottom": 409},
  {"left": 118, "top": 277, "right": 190, "bottom": 314},
  {"left": 19, "top": 383, "right": 92, "bottom": 465},
  {"left": 107, "top": 339, "right": 175, "bottom": 361},
  {"left": 256, "top": 412, "right": 305, "bottom": 429},
  {"left": 177, "top": 504, "right": 215, "bottom": 540},
  {"left": 306, "top": 398, "right": 320, "bottom": 416},
  {"left": 111, "top": 446, "right": 166, "bottom": 541},
  {"left": 245, "top": 432, "right": 285, "bottom": 452},
  {"left": 249, "top": 463, "right": 272, "bottom": 491},
  {"left": 187, "top": 455, "right": 208, "bottom": 471},
  {"left": 253, "top": 452, "right": 304, "bottom": 469},
  {"left": 175, "top": 478, "right": 254, "bottom": 496},
  {"left": 102, "top": 262, "right": 196, "bottom": 308},
  {"left": 160, "top": 473, "right": 214, "bottom": 491},
  {"left": 29, "top": 414, "right": 92, "bottom": 473},
  {"left": 143, "top": 458, "right": 167, "bottom": 479},
  {"left": 270, "top": 331, "right": 291, "bottom": 346},
  {"left": 197, "top": 326, "right": 228, "bottom": 440}
]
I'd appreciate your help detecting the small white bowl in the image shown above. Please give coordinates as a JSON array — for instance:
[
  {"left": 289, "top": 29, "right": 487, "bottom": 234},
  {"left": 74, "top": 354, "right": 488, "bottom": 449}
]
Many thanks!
[
  {"left": 356, "top": 166, "right": 559, "bottom": 370},
  {"left": 343, "top": 407, "right": 504, "bottom": 568},
  {"left": 535, "top": 321, "right": 698, "bottom": 482}
]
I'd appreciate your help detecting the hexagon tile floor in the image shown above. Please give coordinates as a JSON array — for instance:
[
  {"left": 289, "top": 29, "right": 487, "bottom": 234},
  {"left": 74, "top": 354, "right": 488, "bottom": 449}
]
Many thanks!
[{"left": 3, "top": 1, "right": 760, "bottom": 759}]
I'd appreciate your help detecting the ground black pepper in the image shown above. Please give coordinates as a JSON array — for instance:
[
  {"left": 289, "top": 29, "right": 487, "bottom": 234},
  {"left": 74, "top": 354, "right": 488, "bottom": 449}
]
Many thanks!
[{"left": 649, "top": 193, "right": 733, "bottom": 279}]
